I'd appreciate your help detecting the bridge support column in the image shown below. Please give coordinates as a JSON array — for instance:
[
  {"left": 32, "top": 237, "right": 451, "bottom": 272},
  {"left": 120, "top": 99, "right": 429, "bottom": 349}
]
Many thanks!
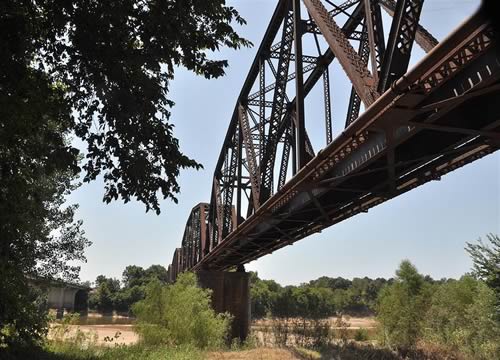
[{"left": 196, "top": 270, "right": 250, "bottom": 341}]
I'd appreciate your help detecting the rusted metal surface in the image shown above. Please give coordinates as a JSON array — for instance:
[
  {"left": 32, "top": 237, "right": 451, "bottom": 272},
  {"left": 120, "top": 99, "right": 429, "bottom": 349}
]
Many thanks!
[
  {"left": 167, "top": 0, "right": 500, "bottom": 279},
  {"left": 304, "top": 0, "right": 380, "bottom": 106}
]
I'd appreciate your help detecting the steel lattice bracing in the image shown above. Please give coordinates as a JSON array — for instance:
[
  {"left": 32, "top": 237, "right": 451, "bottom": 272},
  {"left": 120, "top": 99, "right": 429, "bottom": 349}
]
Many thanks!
[
  {"left": 167, "top": 203, "right": 208, "bottom": 279},
  {"left": 166, "top": 0, "right": 500, "bottom": 280}
]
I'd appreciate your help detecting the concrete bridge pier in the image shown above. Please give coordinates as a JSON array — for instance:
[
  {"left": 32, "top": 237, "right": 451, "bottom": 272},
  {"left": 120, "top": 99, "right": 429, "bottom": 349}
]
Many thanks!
[
  {"left": 47, "top": 286, "right": 89, "bottom": 318},
  {"left": 196, "top": 269, "right": 250, "bottom": 341}
]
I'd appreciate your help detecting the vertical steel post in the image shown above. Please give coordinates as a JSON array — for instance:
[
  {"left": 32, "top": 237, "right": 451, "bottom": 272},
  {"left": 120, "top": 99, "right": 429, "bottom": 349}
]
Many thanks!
[
  {"left": 259, "top": 58, "right": 265, "bottom": 163},
  {"left": 236, "top": 126, "right": 243, "bottom": 226},
  {"left": 364, "top": 0, "right": 380, "bottom": 84},
  {"left": 292, "top": 123, "right": 297, "bottom": 175},
  {"left": 323, "top": 68, "right": 333, "bottom": 144},
  {"left": 200, "top": 204, "right": 207, "bottom": 258},
  {"left": 293, "top": 0, "right": 306, "bottom": 169}
]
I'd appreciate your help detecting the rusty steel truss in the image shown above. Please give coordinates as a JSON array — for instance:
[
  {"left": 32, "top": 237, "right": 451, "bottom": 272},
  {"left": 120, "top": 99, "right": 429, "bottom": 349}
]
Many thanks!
[{"left": 167, "top": 0, "right": 500, "bottom": 282}]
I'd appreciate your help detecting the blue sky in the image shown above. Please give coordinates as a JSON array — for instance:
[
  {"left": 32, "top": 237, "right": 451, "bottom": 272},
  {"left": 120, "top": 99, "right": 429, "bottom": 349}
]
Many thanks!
[{"left": 69, "top": 0, "right": 499, "bottom": 285}]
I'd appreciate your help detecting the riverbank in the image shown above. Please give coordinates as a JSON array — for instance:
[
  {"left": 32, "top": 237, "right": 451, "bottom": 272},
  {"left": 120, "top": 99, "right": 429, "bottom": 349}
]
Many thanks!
[{"left": 52, "top": 315, "right": 377, "bottom": 347}]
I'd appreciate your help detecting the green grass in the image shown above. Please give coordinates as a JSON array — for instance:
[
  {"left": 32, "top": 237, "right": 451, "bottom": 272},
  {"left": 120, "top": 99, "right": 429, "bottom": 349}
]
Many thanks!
[{"left": 0, "top": 343, "right": 203, "bottom": 360}]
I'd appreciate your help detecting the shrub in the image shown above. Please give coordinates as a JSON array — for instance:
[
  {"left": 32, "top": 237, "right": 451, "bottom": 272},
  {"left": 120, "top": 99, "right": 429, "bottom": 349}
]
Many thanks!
[
  {"left": 354, "top": 328, "right": 369, "bottom": 342},
  {"left": 132, "top": 272, "right": 231, "bottom": 349},
  {"left": 424, "top": 277, "right": 500, "bottom": 359},
  {"left": 377, "top": 260, "right": 431, "bottom": 349}
]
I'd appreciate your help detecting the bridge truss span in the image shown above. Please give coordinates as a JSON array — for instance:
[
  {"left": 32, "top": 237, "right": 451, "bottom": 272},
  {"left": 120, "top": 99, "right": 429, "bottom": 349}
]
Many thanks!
[{"left": 167, "top": 0, "right": 500, "bottom": 280}]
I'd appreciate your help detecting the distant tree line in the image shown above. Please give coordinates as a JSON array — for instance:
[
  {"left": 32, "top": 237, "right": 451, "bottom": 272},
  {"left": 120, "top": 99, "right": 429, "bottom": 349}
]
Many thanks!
[
  {"left": 377, "top": 235, "right": 499, "bottom": 359},
  {"left": 88, "top": 265, "right": 169, "bottom": 315},
  {"left": 249, "top": 269, "right": 449, "bottom": 319},
  {"left": 250, "top": 234, "right": 499, "bottom": 358},
  {"left": 85, "top": 234, "right": 499, "bottom": 358}
]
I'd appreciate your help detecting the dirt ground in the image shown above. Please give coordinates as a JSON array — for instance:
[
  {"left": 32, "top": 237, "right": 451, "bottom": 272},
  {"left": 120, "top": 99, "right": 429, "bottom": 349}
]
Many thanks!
[
  {"left": 253, "top": 316, "right": 377, "bottom": 329},
  {"left": 55, "top": 327, "right": 304, "bottom": 358},
  {"left": 208, "top": 348, "right": 302, "bottom": 360},
  {"left": 338, "top": 316, "right": 377, "bottom": 329},
  {"left": 56, "top": 316, "right": 377, "bottom": 347},
  {"left": 62, "top": 324, "right": 138, "bottom": 346}
]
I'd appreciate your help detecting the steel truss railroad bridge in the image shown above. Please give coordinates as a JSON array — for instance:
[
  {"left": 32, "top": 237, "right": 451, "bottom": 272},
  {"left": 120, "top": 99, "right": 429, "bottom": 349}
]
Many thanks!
[{"left": 167, "top": 0, "right": 500, "bottom": 281}]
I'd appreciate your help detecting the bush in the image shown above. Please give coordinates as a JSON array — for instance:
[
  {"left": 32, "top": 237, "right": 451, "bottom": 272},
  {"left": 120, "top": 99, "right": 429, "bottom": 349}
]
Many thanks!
[
  {"left": 424, "top": 277, "right": 500, "bottom": 359},
  {"left": 377, "top": 260, "right": 431, "bottom": 349},
  {"left": 0, "top": 279, "right": 49, "bottom": 348},
  {"left": 354, "top": 328, "right": 369, "bottom": 342},
  {"left": 132, "top": 272, "right": 231, "bottom": 349}
]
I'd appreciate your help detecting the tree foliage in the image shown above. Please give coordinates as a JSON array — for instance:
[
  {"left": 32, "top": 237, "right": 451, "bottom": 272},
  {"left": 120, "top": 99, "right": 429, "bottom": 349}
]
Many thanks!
[
  {"left": 249, "top": 272, "right": 389, "bottom": 320},
  {"left": 466, "top": 234, "right": 500, "bottom": 302},
  {"left": 377, "top": 260, "right": 431, "bottom": 349},
  {"left": 132, "top": 273, "right": 231, "bottom": 349},
  {"left": 424, "top": 276, "right": 500, "bottom": 358},
  {"left": 122, "top": 266, "right": 147, "bottom": 289},
  {"left": 88, "top": 264, "right": 169, "bottom": 315},
  {"left": 2, "top": 0, "right": 250, "bottom": 213},
  {"left": 376, "top": 254, "right": 500, "bottom": 357},
  {"left": 0, "top": 88, "right": 89, "bottom": 346},
  {"left": 1, "top": 0, "right": 249, "bottom": 347}
]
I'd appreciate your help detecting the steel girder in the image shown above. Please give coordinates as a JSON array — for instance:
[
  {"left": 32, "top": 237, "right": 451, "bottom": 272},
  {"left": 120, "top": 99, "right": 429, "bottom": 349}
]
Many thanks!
[
  {"left": 345, "top": 21, "right": 371, "bottom": 127},
  {"left": 378, "top": 0, "right": 425, "bottom": 92},
  {"left": 379, "top": 0, "right": 438, "bottom": 53},
  {"left": 259, "top": 9, "right": 295, "bottom": 204},
  {"left": 167, "top": 1, "right": 499, "bottom": 275},
  {"left": 304, "top": 0, "right": 380, "bottom": 106},
  {"left": 170, "top": 203, "right": 209, "bottom": 278}
]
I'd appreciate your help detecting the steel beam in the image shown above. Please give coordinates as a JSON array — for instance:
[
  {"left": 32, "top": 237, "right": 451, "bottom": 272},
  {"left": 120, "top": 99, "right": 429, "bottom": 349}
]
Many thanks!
[
  {"left": 380, "top": 0, "right": 438, "bottom": 53},
  {"left": 378, "top": 0, "right": 425, "bottom": 92},
  {"left": 260, "top": 8, "right": 295, "bottom": 203},
  {"left": 304, "top": 0, "right": 379, "bottom": 106},
  {"left": 238, "top": 105, "right": 261, "bottom": 209},
  {"left": 294, "top": 0, "right": 307, "bottom": 169},
  {"left": 323, "top": 67, "right": 333, "bottom": 144}
]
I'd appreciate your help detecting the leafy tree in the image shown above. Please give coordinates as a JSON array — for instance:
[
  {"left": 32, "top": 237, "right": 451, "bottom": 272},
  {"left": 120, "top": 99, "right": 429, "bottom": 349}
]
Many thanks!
[
  {"left": 249, "top": 272, "right": 395, "bottom": 320},
  {"left": 89, "top": 265, "right": 170, "bottom": 314},
  {"left": 274, "top": 286, "right": 298, "bottom": 319},
  {"left": 115, "top": 286, "right": 146, "bottom": 315},
  {"left": 461, "top": 282, "right": 500, "bottom": 358},
  {"left": 89, "top": 276, "right": 121, "bottom": 314},
  {"left": 2, "top": 0, "right": 250, "bottom": 214},
  {"left": 424, "top": 276, "right": 477, "bottom": 344},
  {"left": 133, "top": 273, "right": 230, "bottom": 348},
  {"left": 94, "top": 275, "right": 120, "bottom": 291},
  {"left": 424, "top": 276, "right": 500, "bottom": 358},
  {"left": 251, "top": 280, "right": 278, "bottom": 319},
  {"left": 309, "top": 276, "right": 352, "bottom": 290},
  {"left": 309, "top": 287, "right": 335, "bottom": 319},
  {"left": 122, "top": 266, "right": 147, "bottom": 289},
  {"left": 145, "top": 265, "right": 169, "bottom": 284},
  {"left": 377, "top": 260, "right": 431, "bottom": 349},
  {"left": 0, "top": 86, "right": 89, "bottom": 346},
  {"left": 466, "top": 234, "right": 500, "bottom": 301},
  {"left": 249, "top": 272, "right": 282, "bottom": 318},
  {"left": 1, "top": 0, "right": 249, "bottom": 347}
]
